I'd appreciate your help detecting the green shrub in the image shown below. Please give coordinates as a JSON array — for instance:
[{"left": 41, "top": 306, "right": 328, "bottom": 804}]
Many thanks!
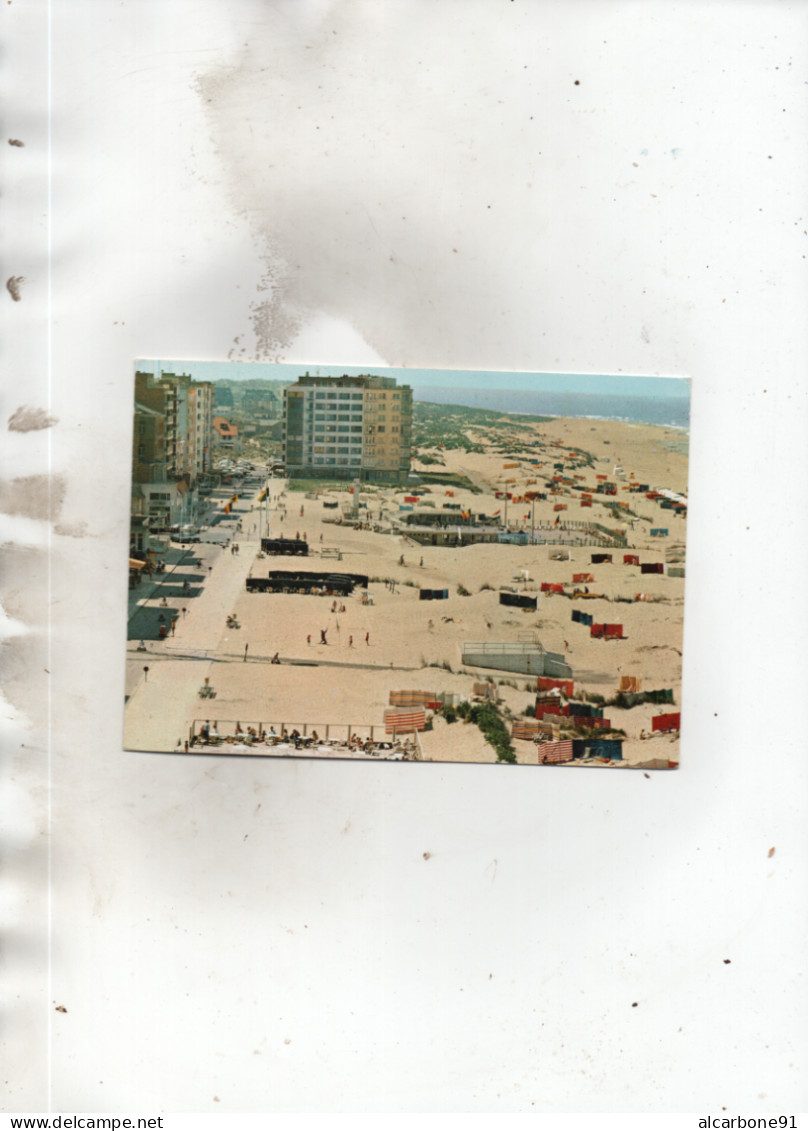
[
  {"left": 475, "top": 702, "right": 517, "bottom": 764},
  {"left": 454, "top": 700, "right": 516, "bottom": 763}
]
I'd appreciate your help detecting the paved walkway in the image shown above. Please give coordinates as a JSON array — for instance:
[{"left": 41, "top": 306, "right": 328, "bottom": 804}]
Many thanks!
[{"left": 124, "top": 480, "right": 288, "bottom": 750}]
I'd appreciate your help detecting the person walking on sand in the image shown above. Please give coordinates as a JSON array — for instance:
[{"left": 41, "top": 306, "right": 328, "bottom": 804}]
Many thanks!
[
  {"left": 307, "top": 634, "right": 311, "bottom": 645},
  {"left": 348, "top": 635, "right": 353, "bottom": 647},
  {"left": 320, "top": 628, "right": 327, "bottom": 644},
  {"left": 365, "top": 631, "right": 370, "bottom": 646}
]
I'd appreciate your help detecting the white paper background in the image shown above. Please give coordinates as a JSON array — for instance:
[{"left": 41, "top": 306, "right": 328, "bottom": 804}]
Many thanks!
[{"left": 2, "top": 0, "right": 806, "bottom": 1115}]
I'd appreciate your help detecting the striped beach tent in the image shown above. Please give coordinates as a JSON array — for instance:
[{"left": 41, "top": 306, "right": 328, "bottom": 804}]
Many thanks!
[
  {"left": 384, "top": 708, "right": 427, "bottom": 734},
  {"left": 389, "top": 690, "right": 436, "bottom": 708},
  {"left": 535, "top": 739, "right": 575, "bottom": 764}
]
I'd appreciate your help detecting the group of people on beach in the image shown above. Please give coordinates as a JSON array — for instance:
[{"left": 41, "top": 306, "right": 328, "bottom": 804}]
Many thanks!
[
  {"left": 188, "top": 721, "right": 412, "bottom": 759},
  {"left": 307, "top": 628, "right": 370, "bottom": 646}
]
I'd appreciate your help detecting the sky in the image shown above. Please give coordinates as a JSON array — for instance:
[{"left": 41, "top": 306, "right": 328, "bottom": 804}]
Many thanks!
[{"left": 136, "top": 359, "right": 690, "bottom": 400}]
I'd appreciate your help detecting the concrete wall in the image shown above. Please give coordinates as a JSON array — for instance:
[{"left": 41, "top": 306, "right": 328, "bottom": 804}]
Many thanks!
[{"left": 461, "top": 647, "right": 572, "bottom": 678}]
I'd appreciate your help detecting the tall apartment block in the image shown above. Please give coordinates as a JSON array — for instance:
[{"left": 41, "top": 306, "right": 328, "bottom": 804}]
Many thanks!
[
  {"left": 283, "top": 374, "right": 413, "bottom": 483},
  {"left": 131, "top": 370, "right": 215, "bottom": 543}
]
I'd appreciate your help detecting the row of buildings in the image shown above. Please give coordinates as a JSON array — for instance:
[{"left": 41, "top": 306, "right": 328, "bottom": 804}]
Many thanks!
[
  {"left": 131, "top": 370, "right": 216, "bottom": 551},
  {"left": 131, "top": 371, "right": 416, "bottom": 553}
]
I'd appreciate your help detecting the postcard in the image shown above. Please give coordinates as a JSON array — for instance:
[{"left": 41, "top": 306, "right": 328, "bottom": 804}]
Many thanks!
[{"left": 125, "top": 363, "right": 689, "bottom": 768}]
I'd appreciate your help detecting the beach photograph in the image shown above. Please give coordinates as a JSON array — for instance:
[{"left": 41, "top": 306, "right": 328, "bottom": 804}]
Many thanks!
[{"left": 126, "top": 363, "right": 689, "bottom": 769}]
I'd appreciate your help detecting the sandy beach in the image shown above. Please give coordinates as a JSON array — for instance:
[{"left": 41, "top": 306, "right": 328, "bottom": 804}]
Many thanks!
[{"left": 125, "top": 414, "right": 687, "bottom": 769}]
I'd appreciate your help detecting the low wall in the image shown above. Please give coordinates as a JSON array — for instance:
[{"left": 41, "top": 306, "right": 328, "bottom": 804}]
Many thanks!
[{"left": 461, "top": 647, "right": 572, "bottom": 678}]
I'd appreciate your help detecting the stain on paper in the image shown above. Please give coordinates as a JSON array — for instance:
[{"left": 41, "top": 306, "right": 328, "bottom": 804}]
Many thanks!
[
  {"left": 8, "top": 406, "right": 58, "bottom": 432},
  {"left": 6, "top": 276, "right": 25, "bottom": 302},
  {"left": 195, "top": 7, "right": 573, "bottom": 368},
  {"left": 54, "top": 521, "right": 89, "bottom": 539},
  {"left": 0, "top": 474, "right": 66, "bottom": 521}
]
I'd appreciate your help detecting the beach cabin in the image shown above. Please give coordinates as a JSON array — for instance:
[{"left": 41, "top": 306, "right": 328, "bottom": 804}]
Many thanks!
[
  {"left": 537, "top": 677, "right": 574, "bottom": 697},
  {"left": 499, "top": 590, "right": 538, "bottom": 610},
  {"left": 577, "top": 738, "right": 623, "bottom": 761},
  {"left": 261, "top": 537, "right": 309, "bottom": 556},
  {"left": 652, "top": 712, "right": 681, "bottom": 733},
  {"left": 535, "top": 699, "right": 569, "bottom": 720},
  {"left": 247, "top": 569, "right": 368, "bottom": 595},
  {"left": 567, "top": 702, "right": 603, "bottom": 718}
]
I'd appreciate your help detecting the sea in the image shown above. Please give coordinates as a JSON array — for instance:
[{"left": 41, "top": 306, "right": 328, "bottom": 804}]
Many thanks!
[{"left": 414, "top": 386, "right": 690, "bottom": 431}]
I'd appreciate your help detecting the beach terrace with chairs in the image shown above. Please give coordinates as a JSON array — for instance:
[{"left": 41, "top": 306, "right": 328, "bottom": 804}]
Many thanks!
[{"left": 187, "top": 719, "right": 420, "bottom": 760}]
